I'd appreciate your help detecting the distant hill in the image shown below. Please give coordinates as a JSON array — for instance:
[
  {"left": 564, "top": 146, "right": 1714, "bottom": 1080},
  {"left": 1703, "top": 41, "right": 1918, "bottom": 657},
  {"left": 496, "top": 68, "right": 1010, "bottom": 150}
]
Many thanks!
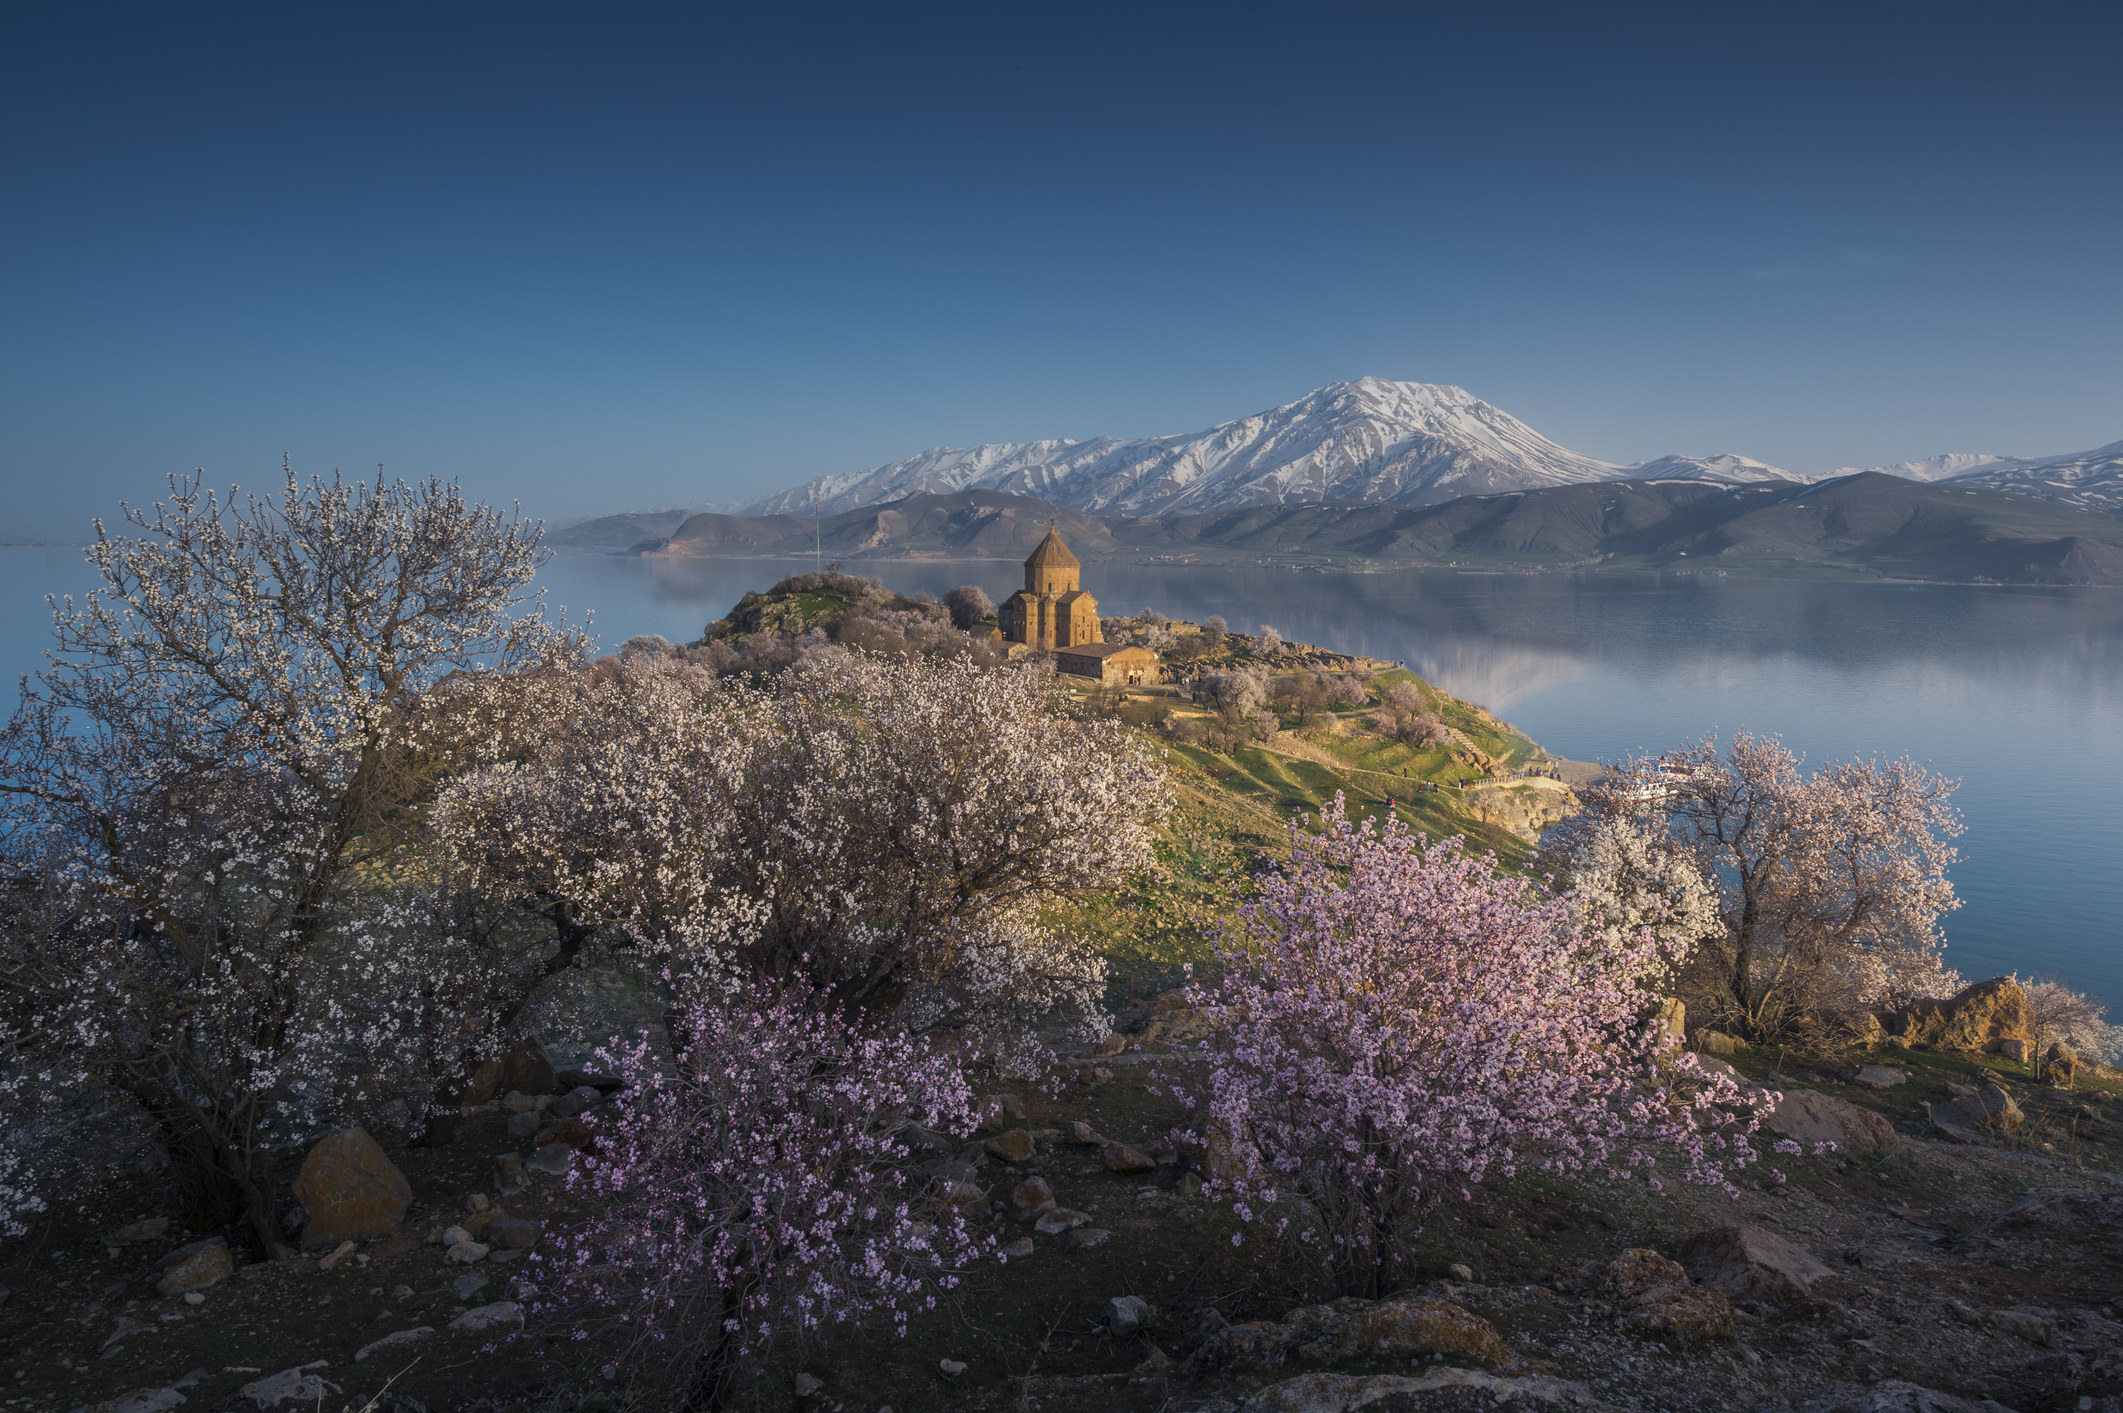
[
  {"left": 554, "top": 476, "right": 2123, "bottom": 586},
  {"left": 544, "top": 509, "right": 695, "bottom": 554}
]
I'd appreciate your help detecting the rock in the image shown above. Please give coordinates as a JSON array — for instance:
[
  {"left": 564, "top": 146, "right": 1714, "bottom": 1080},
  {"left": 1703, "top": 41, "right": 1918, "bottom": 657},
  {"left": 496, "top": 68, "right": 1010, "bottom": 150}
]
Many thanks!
[
  {"left": 1238, "top": 1369, "right": 1594, "bottom": 1412},
  {"left": 1107, "top": 1295, "right": 1151, "bottom": 1332},
  {"left": 102, "top": 1315, "right": 155, "bottom": 1348},
  {"left": 935, "top": 1179, "right": 988, "bottom": 1209},
  {"left": 1447, "top": 1263, "right": 1473, "bottom": 1282},
  {"left": 505, "top": 1111, "right": 544, "bottom": 1139},
  {"left": 1136, "top": 988, "right": 1213, "bottom": 1049},
  {"left": 937, "top": 1358, "right": 967, "bottom": 1379},
  {"left": 462, "top": 1058, "right": 507, "bottom": 1106},
  {"left": 82, "top": 1389, "right": 189, "bottom": 1413},
  {"left": 526, "top": 1144, "right": 573, "bottom": 1177},
  {"left": 500, "top": 1037, "right": 556, "bottom": 1096},
  {"left": 446, "top": 1239, "right": 490, "bottom": 1263},
  {"left": 553, "top": 1067, "right": 624, "bottom": 1094},
  {"left": 492, "top": 1152, "right": 527, "bottom": 1194},
  {"left": 1036, "top": 1207, "right": 1090, "bottom": 1234},
  {"left": 1990, "top": 1307, "right": 2056, "bottom": 1346},
  {"left": 448, "top": 1301, "right": 523, "bottom": 1332},
  {"left": 290, "top": 1126, "right": 412, "bottom": 1246},
  {"left": 1178, "top": 1172, "right": 1204, "bottom": 1197},
  {"left": 1008, "top": 1177, "right": 1057, "bottom": 1221},
  {"left": 452, "top": 1273, "right": 489, "bottom": 1300},
  {"left": 536, "top": 1117, "right": 594, "bottom": 1150},
  {"left": 1929, "top": 1082, "right": 2025, "bottom": 1142},
  {"left": 316, "top": 1240, "right": 357, "bottom": 1270},
  {"left": 1890, "top": 975, "right": 2033, "bottom": 1055},
  {"left": 999, "top": 1237, "right": 1034, "bottom": 1259},
  {"left": 155, "top": 1241, "right": 233, "bottom": 1294},
  {"left": 1065, "top": 1227, "right": 1111, "bottom": 1248},
  {"left": 1694, "top": 1029, "right": 1745, "bottom": 1055},
  {"left": 465, "top": 1192, "right": 489, "bottom": 1213},
  {"left": 792, "top": 1373, "right": 823, "bottom": 1398},
  {"left": 499, "top": 1090, "right": 544, "bottom": 1115},
  {"left": 1995, "top": 1038, "right": 2030, "bottom": 1062},
  {"left": 1617, "top": 1283, "right": 1735, "bottom": 1343},
  {"left": 110, "top": 1217, "right": 171, "bottom": 1244},
  {"left": 1853, "top": 1064, "right": 1907, "bottom": 1089},
  {"left": 985, "top": 1129, "right": 1037, "bottom": 1163},
  {"left": 1834, "top": 1010, "right": 1887, "bottom": 1048},
  {"left": 546, "top": 1086, "right": 602, "bottom": 1120},
  {"left": 1649, "top": 997, "right": 1686, "bottom": 1050},
  {"left": 1797, "top": 1380, "right": 2018, "bottom": 1413},
  {"left": 441, "top": 1224, "right": 472, "bottom": 1246},
  {"left": 972, "top": 1094, "right": 1024, "bottom": 1128},
  {"left": 1679, "top": 1225, "right": 1832, "bottom": 1304},
  {"left": 1065, "top": 1120, "right": 1102, "bottom": 1146},
  {"left": 355, "top": 1326, "right": 433, "bottom": 1361},
  {"left": 2043, "top": 1041, "right": 2079, "bottom": 1088},
  {"left": 1197, "top": 1296, "right": 1509, "bottom": 1371},
  {"left": 182, "top": 1291, "right": 205, "bottom": 1305},
  {"left": 240, "top": 1368, "right": 340, "bottom": 1409},
  {"left": 1101, "top": 1140, "right": 1156, "bottom": 1173},
  {"left": 487, "top": 1216, "right": 541, "bottom": 1250},
  {"left": 1592, "top": 1248, "right": 1690, "bottom": 1298},
  {"left": 1766, "top": 1089, "right": 1904, "bottom": 1155},
  {"left": 1086, "top": 1033, "right": 1131, "bottom": 1058}
]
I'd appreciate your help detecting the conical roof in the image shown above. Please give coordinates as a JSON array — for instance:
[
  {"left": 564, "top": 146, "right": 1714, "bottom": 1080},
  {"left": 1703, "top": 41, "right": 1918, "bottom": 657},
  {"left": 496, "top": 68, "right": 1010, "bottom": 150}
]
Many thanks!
[{"left": 1025, "top": 527, "right": 1079, "bottom": 570}]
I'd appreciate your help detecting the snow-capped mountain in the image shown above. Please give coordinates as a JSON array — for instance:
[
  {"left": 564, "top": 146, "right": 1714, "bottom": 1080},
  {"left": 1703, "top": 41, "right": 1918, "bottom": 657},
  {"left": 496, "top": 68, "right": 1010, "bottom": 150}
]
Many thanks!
[
  {"left": 741, "top": 378, "right": 1803, "bottom": 518},
  {"left": 1830, "top": 443, "right": 2123, "bottom": 514},
  {"left": 1832, "top": 452, "right": 2017, "bottom": 483},
  {"left": 1629, "top": 453, "right": 1806, "bottom": 484}
]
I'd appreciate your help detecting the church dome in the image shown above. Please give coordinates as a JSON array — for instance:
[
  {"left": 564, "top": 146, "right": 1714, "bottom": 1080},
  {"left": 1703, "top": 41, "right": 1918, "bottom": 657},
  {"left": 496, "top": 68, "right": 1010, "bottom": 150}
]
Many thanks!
[{"left": 1025, "top": 527, "right": 1079, "bottom": 570}]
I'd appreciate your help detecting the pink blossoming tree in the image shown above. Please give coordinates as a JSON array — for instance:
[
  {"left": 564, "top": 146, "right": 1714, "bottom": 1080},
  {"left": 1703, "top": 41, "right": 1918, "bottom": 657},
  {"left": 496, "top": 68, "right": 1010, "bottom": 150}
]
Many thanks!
[
  {"left": 1174, "top": 798, "right": 1774, "bottom": 1299},
  {"left": 537, "top": 981, "right": 981, "bottom": 1411}
]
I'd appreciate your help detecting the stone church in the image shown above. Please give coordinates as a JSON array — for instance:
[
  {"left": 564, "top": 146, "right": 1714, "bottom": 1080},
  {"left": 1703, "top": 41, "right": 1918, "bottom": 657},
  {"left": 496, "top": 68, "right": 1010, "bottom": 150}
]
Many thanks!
[{"left": 1000, "top": 528, "right": 1161, "bottom": 685}]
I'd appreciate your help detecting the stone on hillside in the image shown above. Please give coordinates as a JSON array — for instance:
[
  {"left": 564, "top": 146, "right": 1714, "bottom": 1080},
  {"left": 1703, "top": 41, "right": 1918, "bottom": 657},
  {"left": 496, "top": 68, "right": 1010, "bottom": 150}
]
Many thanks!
[
  {"left": 290, "top": 1127, "right": 412, "bottom": 1246},
  {"left": 492, "top": 1152, "right": 527, "bottom": 1195},
  {"left": 973, "top": 1093, "right": 1024, "bottom": 1128},
  {"left": 1833, "top": 1010, "right": 1887, "bottom": 1048},
  {"left": 2043, "top": 1041, "right": 2078, "bottom": 1088},
  {"left": 452, "top": 1273, "right": 489, "bottom": 1300},
  {"left": 547, "top": 1085, "right": 602, "bottom": 1120},
  {"left": 536, "top": 1117, "right": 594, "bottom": 1150},
  {"left": 462, "top": 1058, "right": 507, "bottom": 1106},
  {"left": 1008, "top": 1177, "right": 1057, "bottom": 1222},
  {"left": 1199, "top": 1296, "right": 1509, "bottom": 1371},
  {"left": 1929, "top": 1082, "right": 2024, "bottom": 1143},
  {"left": 1797, "top": 1380, "right": 2013, "bottom": 1413},
  {"left": 111, "top": 1217, "right": 170, "bottom": 1245},
  {"left": 553, "top": 1067, "right": 624, "bottom": 1094},
  {"left": 1990, "top": 1308, "right": 2056, "bottom": 1346},
  {"left": 1854, "top": 1064, "right": 1907, "bottom": 1089},
  {"left": 1890, "top": 975, "right": 2033, "bottom": 1054},
  {"left": 1136, "top": 989, "right": 1213, "bottom": 1049},
  {"left": 1592, "top": 1248, "right": 1689, "bottom": 1299},
  {"left": 354, "top": 1326, "right": 433, "bottom": 1361},
  {"left": 155, "top": 1241, "right": 232, "bottom": 1294},
  {"left": 1065, "top": 1227, "right": 1111, "bottom": 1248},
  {"left": 505, "top": 1110, "right": 543, "bottom": 1139},
  {"left": 525, "top": 1143, "right": 573, "bottom": 1177},
  {"left": 500, "top": 1037, "right": 556, "bottom": 1096},
  {"left": 316, "top": 1239, "right": 357, "bottom": 1270},
  {"left": 935, "top": 1179, "right": 988, "bottom": 1209},
  {"left": 1107, "top": 1295, "right": 1151, "bottom": 1332},
  {"left": 487, "top": 1216, "right": 540, "bottom": 1250},
  {"left": 1649, "top": 997, "right": 1686, "bottom": 1051},
  {"left": 440, "top": 1224, "right": 472, "bottom": 1247},
  {"left": 1085, "top": 1033, "right": 1130, "bottom": 1058},
  {"left": 1065, "top": 1120, "right": 1102, "bottom": 1146},
  {"left": 1237, "top": 1370, "right": 1596, "bottom": 1413},
  {"left": 448, "top": 1301, "right": 523, "bottom": 1332},
  {"left": 1694, "top": 1029, "right": 1744, "bottom": 1056},
  {"left": 1617, "top": 1283, "right": 1735, "bottom": 1344},
  {"left": 499, "top": 1090, "right": 544, "bottom": 1115},
  {"left": 1101, "top": 1140, "right": 1156, "bottom": 1173},
  {"left": 999, "top": 1237, "right": 1034, "bottom": 1260},
  {"left": 1036, "top": 1207, "right": 1090, "bottom": 1234},
  {"left": 985, "top": 1128, "right": 1037, "bottom": 1162},
  {"left": 446, "top": 1239, "right": 490, "bottom": 1263},
  {"left": 1995, "top": 1038, "right": 2030, "bottom": 1062},
  {"left": 1766, "top": 1089, "right": 1903, "bottom": 1156},
  {"left": 1679, "top": 1224, "right": 1832, "bottom": 1304},
  {"left": 240, "top": 1368, "right": 341, "bottom": 1409},
  {"left": 938, "top": 1359, "right": 967, "bottom": 1379},
  {"left": 85, "top": 1388, "right": 188, "bottom": 1413}
]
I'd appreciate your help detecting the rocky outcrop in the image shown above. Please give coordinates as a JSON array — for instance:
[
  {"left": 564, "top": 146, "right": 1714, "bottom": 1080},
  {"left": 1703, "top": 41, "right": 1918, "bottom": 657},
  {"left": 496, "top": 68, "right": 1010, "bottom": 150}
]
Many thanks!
[
  {"left": 1193, "top": 1296, "right": 1510, "bottom": 1372},
  {"left": 1135, "top": 989, "right": 1214, "bottom": 1049},
  {"left": 1765, "top": 1089, "right": 1903, "bottom": 1156},
  {"left": 1461, "top": 778, "right": 1577, "bottom": 842},
  {"left": 1927, "top": 1082, "right": 2024, "bottom": 1144},
  {"left": 289, "top": 1126, "right": 413, "bottom": 1246},
  {"left": 1888, "top": 976, "right": 2032, "bottom": 1055},
  {"left": 1583, "top": 1248, "right": 1735, "bottom": 1344},
  {"left": 1678, "top": 1224, "right": 1832, "bottom": 1304},
  {"left": 1238, "top": 1369, "right": 1596, "bottom": 1412}
]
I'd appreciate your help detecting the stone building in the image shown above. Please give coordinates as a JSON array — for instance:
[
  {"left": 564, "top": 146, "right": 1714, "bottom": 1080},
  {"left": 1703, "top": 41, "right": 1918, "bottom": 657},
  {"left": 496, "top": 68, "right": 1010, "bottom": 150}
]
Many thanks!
[
  {"left": 999, "top": 528, "right": 1103, "bottom": 651},
  {"left": 1055, "top": 642, "right": 1162, "bottom": 686}
]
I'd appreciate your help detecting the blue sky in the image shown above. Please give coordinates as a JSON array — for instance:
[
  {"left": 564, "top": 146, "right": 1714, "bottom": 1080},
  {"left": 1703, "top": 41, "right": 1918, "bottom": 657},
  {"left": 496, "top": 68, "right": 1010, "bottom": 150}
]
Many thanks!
[{"left": 3, "top": 1, "right": 2119, "bottom": 536}]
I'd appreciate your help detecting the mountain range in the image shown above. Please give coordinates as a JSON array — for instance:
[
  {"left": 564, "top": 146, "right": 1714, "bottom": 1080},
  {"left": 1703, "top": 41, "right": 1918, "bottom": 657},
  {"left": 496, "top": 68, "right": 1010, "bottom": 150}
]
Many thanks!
[{"left": 729, "top": 377, "right": 2121, "bottom": 519}]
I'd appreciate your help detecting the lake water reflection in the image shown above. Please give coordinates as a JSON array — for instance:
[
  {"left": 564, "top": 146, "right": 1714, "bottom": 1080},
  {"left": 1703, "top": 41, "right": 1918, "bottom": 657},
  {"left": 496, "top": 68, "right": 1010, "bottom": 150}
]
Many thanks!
[{"left": 5, "top": 546, "right": 2117, "bottom": 1007}]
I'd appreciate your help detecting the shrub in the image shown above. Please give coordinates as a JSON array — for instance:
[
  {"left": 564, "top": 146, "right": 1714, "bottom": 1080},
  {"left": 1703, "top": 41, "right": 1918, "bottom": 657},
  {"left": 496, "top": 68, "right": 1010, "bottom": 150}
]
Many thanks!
[
  {"left": 1172, "top": 797, "right": 1773, "bottom": 1298},
  {"left": 942, "top": 584, "right": 992, "bottom": 630}
]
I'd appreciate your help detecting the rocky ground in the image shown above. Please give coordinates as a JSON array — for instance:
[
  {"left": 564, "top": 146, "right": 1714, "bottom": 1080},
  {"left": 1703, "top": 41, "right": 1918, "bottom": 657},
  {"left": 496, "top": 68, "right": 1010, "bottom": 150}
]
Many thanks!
[{"left": 6, "top": 1006, "right": 2123, "bottom": 1413}]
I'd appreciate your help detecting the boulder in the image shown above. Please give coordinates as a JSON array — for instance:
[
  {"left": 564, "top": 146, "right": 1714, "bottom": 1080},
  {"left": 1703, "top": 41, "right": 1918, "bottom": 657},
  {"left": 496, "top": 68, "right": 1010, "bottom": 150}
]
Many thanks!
[
  {"left": 83, "top": 1389, "right": 188, "bottom": 1413},
  {"left": 999, "top": 1237, "right": 1034, "bottom": 1260},
  {"left": 1890, "top": 976, "right": 2033, "bottom": 1055},
  {"left": 492, "top": 1152, "right": 527, "bottom": 1194},
  {"left": 461, "top": 1058, "right": 507, "bottom": 1106},
  {"left": 985, "top": 1129, "right": 1037, "bottom": 1163},
  {"left": 155, "top": 1240, "right": 232, "bottom": 1294},
  {"left": 240, "top": 1368, "right": 340, "bottom": 1409},
  {"left": 486, "top": 1216, "right": 540, "bottom": 1250},
  {"left": 1036, "top": 1207, "right": 1090, "bottom": 1234},
  {"left": 1238, "top": 1370, "right": 1594, "bottom": 1413},
  {"left": 1064, "top": 1227, "right": 1111, "bottom": 1248},
  {"left": 1107, "top": 1295, "right": 1152, "bottom": 1333},
  {"left": 499, "top": 1090, "right": 544, "bottom": 1115},
  {"left": 1590, "top": 1248, "right": 1689, "bottom": 1299},
  {"left": 1136, "top": 989, "right": 1213, "bottom": 1049},
  {"left": 1617, "top": 1283, "right": 1735, "bottom": 1343},
  {"left": 1679, "top": 1224, "right": 1831, "bottom": 1304},
  {"left": 1833, "top": 1010, "right": 1887, "bottom": 1048},
  {"left": 1198, "top": 1296, "right": 1509, "bottom": 1370},
  {"left": 1928, "top": 1082, "right": 2024, "bottom": 1143},
  {"left": 1995, "top": 1038, "right": 2030, "bottom": 1062},
  {"left": 553, "top": 1068, "right": 624, "bottom": 1094},
  {"left": 353, "top": 1327, "right": 432, "bottom": 1361},
  {"left": 448, "top": 1301, "right": 523, "bottom": 1332},
  {"left": 505, "top": 1111, "right": 543, "bottom": 1139},
  {"left": 446, "top": 1239, "right": 490, "bottom": 1263},
  {"left": 110, "top": 1217, "right": 171, "bottom": 1245},
  {"left": 525, "top": 1144, "right": 573, "bottom": 1177},
  {"left": 1797, "top": 1380, "right": 2016, "bottom": 1413},
  {"left": 1008, "top": 1177, "right": 1057, "bottom": 1222},
  {"left": 546, "top": 1085, "right": 603, "bottom": 1120},
  {"left": 1853, "top": 1064, "right": 1907, "bottom": 1089},
  {"left": 1765, "top": 1089, "right": 1903, "bottom": 1156},
  {"left": 290, "top": 1127, "right": 412, "bottom": 1246},
  {"left": 1102, "top": 1140, "right": 1156, "bottom": 1173},
  {"left": 1065, "top": 1120, "right": 1102, "bottom": 1145},
  {"left": 2042, "top": 1041, "right": 2078, "bottom": 1088},
  {"left": 500, "top": 1038, "right": 556, "bottom": 1096},
  {"left": 1694, "top": 1029, "right": 1745, "bottom": 1056},
  {"left": 536, "top": 1117, "right": 594, "bottom": 1150},
  {"left": 1084, "top": 1033, "right": 1130, "bottom": 1058},
  {"left": 1648, "top": 997, "right": 1686, "bottom": 1051}
]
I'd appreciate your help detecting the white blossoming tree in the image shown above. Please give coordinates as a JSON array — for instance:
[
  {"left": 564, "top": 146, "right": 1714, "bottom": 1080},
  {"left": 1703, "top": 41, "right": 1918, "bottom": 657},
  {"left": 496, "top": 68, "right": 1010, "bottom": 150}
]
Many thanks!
[{"left": 0, "top": 470, "right": 580, "bottom": 1247}]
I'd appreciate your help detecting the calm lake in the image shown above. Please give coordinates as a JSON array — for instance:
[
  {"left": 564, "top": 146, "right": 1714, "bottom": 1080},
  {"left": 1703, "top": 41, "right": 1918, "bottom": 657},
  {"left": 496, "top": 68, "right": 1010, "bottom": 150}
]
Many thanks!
[{"left": 6, "top": 545, "right": 2119, "bottom": 1007}]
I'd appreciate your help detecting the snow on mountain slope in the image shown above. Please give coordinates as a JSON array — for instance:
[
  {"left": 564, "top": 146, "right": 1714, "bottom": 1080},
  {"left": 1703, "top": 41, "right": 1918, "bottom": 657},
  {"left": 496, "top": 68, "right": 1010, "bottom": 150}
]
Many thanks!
[
  {"left": 1833, "top": 451, "right": 2017, "bottom": 483},
  {"left": 745, "top": 379, "right": 1644, "bottom": 516},
  {"left": 1946, "top": 440, "right": 2123, "bottom": 516},
  {"left": 1626, "top": 453, "right": 1807, "bottom": 484}
]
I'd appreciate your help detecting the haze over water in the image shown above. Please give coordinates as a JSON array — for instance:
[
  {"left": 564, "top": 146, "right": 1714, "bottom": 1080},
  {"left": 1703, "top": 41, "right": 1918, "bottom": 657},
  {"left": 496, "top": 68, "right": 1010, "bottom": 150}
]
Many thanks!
[{"left": 6, "top": 545, "right": 2118, "bottom": 1008}]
